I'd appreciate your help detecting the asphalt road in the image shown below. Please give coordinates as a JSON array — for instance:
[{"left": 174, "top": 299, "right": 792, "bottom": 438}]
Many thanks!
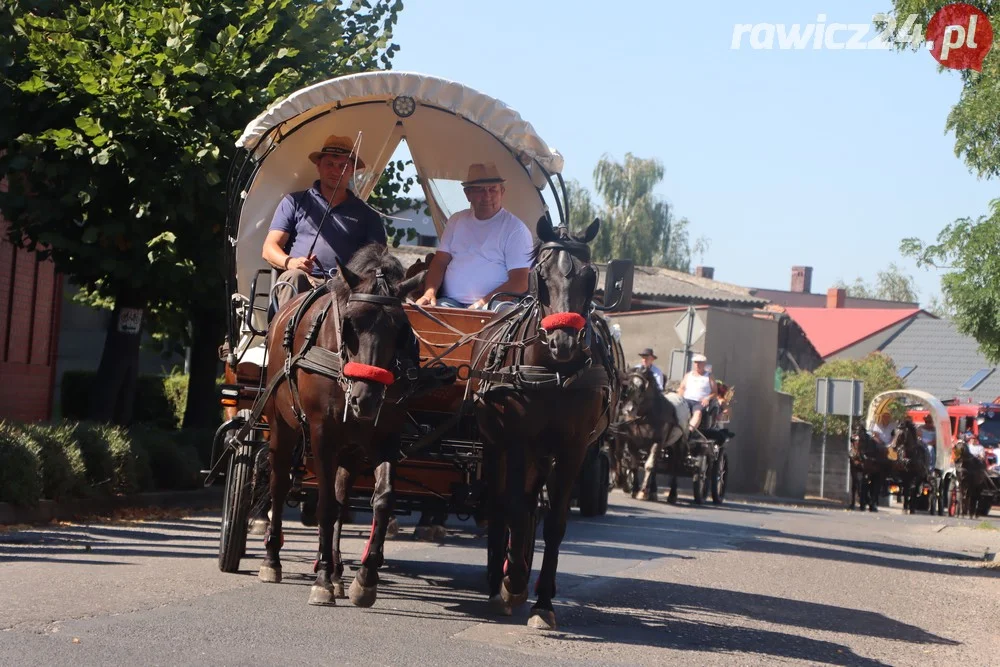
[{"left": 2, "top": 492, "right": 999, "bottom": 667}]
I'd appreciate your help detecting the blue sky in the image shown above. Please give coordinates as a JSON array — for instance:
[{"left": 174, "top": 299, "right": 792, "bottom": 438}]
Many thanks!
[{"left": 390, "top": 0, "right": 997, "bottom": 302}]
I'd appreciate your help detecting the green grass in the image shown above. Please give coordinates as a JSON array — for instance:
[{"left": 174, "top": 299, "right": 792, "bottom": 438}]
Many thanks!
[{"left": 974, "top": 521, "right": 999, "bottom": 531}]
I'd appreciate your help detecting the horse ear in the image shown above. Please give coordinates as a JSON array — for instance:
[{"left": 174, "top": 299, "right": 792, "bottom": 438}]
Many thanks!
[
  {"left": 396, "top": 270, "right": 426, "bottom": 298},
  {"left": 337, "top": 258, "right": 361, "bottom": 290},
  {"left": 583, "top": 218, "right": 600, "bottom": 243},
  {"left": 536, "top": 215, "right": 555, "bottom": 242}
]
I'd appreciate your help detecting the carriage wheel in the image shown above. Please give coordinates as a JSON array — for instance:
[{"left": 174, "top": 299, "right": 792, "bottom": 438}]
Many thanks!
[
  {"left": 596, "top": 452, "right": 610, "bottom": 516},
  {"left": 218, "top": 441, "right": 256, "bottom": 573},
  {"left": 692, "top": 456, "right": 707, "bottom": 505},
  {"left": 578, "top": 445, "right": 603, "bottom": 517},
  {"left": 711, "top": 452, "right": 728, "bottom": 505}
]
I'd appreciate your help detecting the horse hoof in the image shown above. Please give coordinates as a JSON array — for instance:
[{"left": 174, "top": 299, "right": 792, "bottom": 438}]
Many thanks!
[
  {"left": 385, "top": 517, "right": 400, "bottom": 539},
  {"left": 332, "top": 579, "right": 346, "bottom": 598},
  {"left": 348, "top": 578, "right": 378, "bottom": 608},
  {"left": 258, "top": 565, "right": 282, "bottom": 584},
  {"left": 248, "top": 518, "right": 269, "bottom": 535},
  {"left": 431, "top": 525, "right": 447, "bottom": 540},
  {"left": 488, "top": 594, "right": 513, "bottom": 616},
  {"left": 414, "top": 526, "right": 438, "bottom": 542},
  {"left": 869, "top": 506, "right": 878, "bottom": 513},
  {"left": 501, "top": 580, "right": 529, "bottom": 607},
  {"left": 527, "top": 609, "right": 557, "bottom": 631},
  {"left": 308, "top": 584, "right": 337, "bottom": 606},
  {"left": 636, "top": 491, "right": 648, "bottom": 501}
]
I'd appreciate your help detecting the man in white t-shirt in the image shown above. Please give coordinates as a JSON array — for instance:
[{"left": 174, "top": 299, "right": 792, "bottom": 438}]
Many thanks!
[{"left": 415, "top": 163, "right": 533, "bottom": 310}]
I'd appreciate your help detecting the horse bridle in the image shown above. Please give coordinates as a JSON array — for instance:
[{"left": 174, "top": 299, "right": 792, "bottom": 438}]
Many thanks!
[{"left": 530, "top": 235, "right": 596, "bottom": 343}]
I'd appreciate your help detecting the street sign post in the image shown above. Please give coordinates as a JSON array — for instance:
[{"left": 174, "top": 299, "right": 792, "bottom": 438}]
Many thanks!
[{"left": 815, "top": 378, "right": 864, "bottom": 498}]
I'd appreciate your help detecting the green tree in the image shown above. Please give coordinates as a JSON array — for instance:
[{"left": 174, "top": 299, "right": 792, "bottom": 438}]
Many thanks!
[
  {"left": 569, "top": 155, "right": 701, "bottom": 270},
  {"left": 782, "top": 352, "right": 905, "bottom": 437},
  {"left": 834, "top": 262, "right": 920, "bottom": 302},
  {"left": 902, "top": 200, "right": 1000, "bottom": 360},
  {"left": 0, "top": 0, "right": 404, "bottom": 426},
  {"left": 879, "top": 2, "right": 1000, "bottom": 360}
]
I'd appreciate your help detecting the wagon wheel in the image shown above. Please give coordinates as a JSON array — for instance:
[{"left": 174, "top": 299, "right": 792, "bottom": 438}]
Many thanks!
[
  {"left": 218, "top": 412, "right": 258, "bottom": 573},
  {"left": 711, "top": 451, "right": 728, "bottom": 504}
]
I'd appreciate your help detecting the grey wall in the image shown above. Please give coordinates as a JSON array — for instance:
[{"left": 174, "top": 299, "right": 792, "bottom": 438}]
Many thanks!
[{"left": 807, "top": 432, "right": 851, "bottom": 502}]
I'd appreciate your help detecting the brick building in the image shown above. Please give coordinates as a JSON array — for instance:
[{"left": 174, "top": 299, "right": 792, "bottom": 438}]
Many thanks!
[{"left": 0, "top": 217, "right": 63, "bottom": 422}]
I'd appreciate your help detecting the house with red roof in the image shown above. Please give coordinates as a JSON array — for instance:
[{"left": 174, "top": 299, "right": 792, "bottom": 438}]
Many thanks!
[{"left": 782, "top": 288, "right": 935, "bottom": 360}]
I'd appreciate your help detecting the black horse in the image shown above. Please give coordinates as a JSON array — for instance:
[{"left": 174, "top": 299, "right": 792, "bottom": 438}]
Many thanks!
[
  {"left": 890, "top": 420, "right": 933, "bottom": 514},
  {"left": 848, "top": 425, "right": 888, "bottom": 512},
  {"left": 261, "top": 244, "right": 424, "bottom": 607},
  {"left": 954, "top": 439, "right": 992, "bottom": 518},
  {"left": 613, "top": 367, "right": 686, "bottom": 503},
  {"left": 472, "top": 216, "right": 622, "bottom": 630}
]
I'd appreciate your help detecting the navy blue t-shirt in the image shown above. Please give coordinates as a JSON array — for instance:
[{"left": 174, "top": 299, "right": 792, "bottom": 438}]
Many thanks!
[{"left": 268, "top": 182, "right": 387, "bottom": 277}]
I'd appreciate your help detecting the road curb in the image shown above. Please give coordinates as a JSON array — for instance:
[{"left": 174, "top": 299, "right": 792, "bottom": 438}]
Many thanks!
[
  {"left": 727, "top": 493, "right": 844, "bottom": 510},
  {"left": 0, "top": 487, "right": 223, "bottom": 525}
]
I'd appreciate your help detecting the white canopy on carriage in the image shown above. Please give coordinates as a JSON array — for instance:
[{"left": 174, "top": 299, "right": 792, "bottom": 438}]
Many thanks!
[
  {"left": 228, "top": 71, "right": 566, "bottom": 363},
  {"left": 232, "top": 71, "right": 565, "bottom": 301},
  {"left": 865, "top": 389, "right": 953, "bottom": 471}
]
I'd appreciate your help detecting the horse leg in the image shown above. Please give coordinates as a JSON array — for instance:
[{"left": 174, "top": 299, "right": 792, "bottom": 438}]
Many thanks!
[
  {"left": 259, "top": 417, "right": 295, "bottom": 584},
  {"left": 349, "top": 459, "right": 394, "bottom": 608},
  {"left": 848, "top": 466, "right": 859, "bottom": 510},
  {"left": 308, "top": 426, "right": 339, "bottom": 606},
  {"left": 867, "top": 472, "right": 881, "bottom": 512},
  {"left": 637, "top": 444, "right": 658, "bottom": 501},
  {"left": 485, "top": 447, "right": 511, "bottom": 615},
  {"left": 528, "top": 446, "right": 585, "bottom": 631},
  {"left": 329, "top": 466, "right": 353, "bottom": 599},
  {"left": 501, "top": 444, "right": 531, "bottom": 607}
]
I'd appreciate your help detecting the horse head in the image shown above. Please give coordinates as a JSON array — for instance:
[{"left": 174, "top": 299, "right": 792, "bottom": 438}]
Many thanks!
[
  {"left": 621, "top": 367, "right": 656, "bottom": 420},
  {"left": 532, "top": 216, "right": 600, "bottom": 363},
  {"left": 851, "top": 425, "right": 874, "bottom": 460},
  {"left": 333, "top": 244, "right": 425, "bottom": 421}
]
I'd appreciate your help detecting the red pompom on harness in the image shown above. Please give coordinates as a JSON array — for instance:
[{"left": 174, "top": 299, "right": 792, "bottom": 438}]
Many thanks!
[
  {"left": 343, "top": 362, "right": 395, "bottom": 386},
  {"left": 540, "top": 312, "right": 587, "bottom": 332}
]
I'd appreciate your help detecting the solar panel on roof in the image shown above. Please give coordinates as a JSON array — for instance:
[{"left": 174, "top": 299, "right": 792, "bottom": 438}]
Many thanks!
[{"left": 960, "top": 368, "right": 994, "bottom": 391}]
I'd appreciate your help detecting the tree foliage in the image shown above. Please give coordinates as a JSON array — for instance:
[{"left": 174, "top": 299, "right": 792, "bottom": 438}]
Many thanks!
[
  {"left": 901, "top": 199, "right": 1000, "bottom": 361},
  {"left": 782, "top": 353, "right": 905, "bottom": 437},
  {"left": 568, "top": 155, "right": 702, "bottom": 270},
  {"left": 878, "top": 1, "right": 1000, "bottom": 179},
  {"left": 0, "top": 0, "right": 404, "bottom": 335},
  {"left": 834, "top": 262, "right": 920, "bottom": 303}
]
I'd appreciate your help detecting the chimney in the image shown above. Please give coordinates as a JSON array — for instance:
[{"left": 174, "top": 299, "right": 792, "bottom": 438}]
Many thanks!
[
  {"left": 791, "top": 266, "right": 813, "bottom": 293},
  {"left": 695, "top": 266, "right": 714, "bottom": 280},
  {"left": 827, "top": 287, "right": 846, "bottom": 309}
]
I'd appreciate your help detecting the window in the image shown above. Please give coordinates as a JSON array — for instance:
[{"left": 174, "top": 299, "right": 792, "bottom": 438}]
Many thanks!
[
  {"left": 897, "top": 365, "right": 916, "bottom": 379},
  {"left": 960, "top": 368, "right": 994, "bottom": 391}
]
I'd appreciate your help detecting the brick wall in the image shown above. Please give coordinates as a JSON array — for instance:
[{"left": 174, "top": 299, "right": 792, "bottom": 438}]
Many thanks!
[{"left": 0, "top": 218, "right": 62, "bottom": 422}]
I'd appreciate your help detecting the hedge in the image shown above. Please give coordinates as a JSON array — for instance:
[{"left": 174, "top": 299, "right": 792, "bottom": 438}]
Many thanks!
[
  {"left": 61, "top": 370, "right": 188, "bottom": 429},
  {"left": 0, "top": 419, "right": 215, "bottom": 507}
]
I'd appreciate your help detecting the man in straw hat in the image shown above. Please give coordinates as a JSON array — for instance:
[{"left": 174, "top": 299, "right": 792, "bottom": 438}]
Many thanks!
[
  {"left": 678, "top": 353, "right": 716, "bottom": 430},
  {"left": 263, "top": 134, "right": 386, "bottom": 309},
  {"left": 634, "top": 348, "right": 665, "bottom": 391},
  {"left": 415, "top": 163, "right": 533, "bottom": 310}
]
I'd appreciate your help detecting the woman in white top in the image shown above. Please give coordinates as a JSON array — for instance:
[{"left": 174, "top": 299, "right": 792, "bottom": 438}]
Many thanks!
[{"left": 677, "top": 354, "right": 715, "bottom": 430}]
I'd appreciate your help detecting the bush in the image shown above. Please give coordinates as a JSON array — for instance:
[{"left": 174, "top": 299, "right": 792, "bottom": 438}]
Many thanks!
[
  {"left": 20, "top": 423, "right": 89, "bottom": 501},
  {"left": 69, "top": 421, "right": 151, "bottom": 494},
  {"left": 130, "top": 425, "right": 201, "bottom": 491},
  {"left": 783, "top": 352, "right": 905, "bottom": 437},
  {"left": 0, "top": 421, "right": 42, "bottom": 506}
]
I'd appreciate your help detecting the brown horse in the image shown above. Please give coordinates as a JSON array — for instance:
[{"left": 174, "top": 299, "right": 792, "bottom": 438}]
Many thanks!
[
  {"left": 890, "top": 420, "right": 933, "bottom": 514},
  {"left": 612, "top": 367, "right": 686, "bottom": 503},
  {"left": 472, "top": 216, "right": 622, "bottom": 630},
  {"left": 261, "top": 244, "right": 424, "bottom": 607}
]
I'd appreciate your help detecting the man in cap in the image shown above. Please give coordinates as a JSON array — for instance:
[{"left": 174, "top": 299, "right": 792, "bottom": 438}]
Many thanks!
[
  {"left": 263, "top": 134, "right": 386, "bottom": 309},
  {"left": 678, "top": 353, "right": 716, "bottom": 430},
  {"left": 415, "top": 163, "right": 533, "bottom": 310},
  {"left": 634, "top": 348, "right": 665, "bottom": 391}
]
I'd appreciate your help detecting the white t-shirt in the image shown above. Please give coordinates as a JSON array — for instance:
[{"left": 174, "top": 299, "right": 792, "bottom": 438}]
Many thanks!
[{"left": 439, "top": 208, "right": 533, "bottom": 305}]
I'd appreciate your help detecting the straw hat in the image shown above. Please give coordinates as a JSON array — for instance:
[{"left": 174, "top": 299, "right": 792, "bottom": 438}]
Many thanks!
[
  {"left": 461, "top": 163, "right": 505, "bottom": 187},
  {"left": 309, "top": 134, "right": 365, "bottom": 169}
]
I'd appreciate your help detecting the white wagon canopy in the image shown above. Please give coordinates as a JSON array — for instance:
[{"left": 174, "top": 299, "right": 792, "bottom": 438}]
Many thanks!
[{"left": 228, "top": 70, "right": 566, "bottom": 304}]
